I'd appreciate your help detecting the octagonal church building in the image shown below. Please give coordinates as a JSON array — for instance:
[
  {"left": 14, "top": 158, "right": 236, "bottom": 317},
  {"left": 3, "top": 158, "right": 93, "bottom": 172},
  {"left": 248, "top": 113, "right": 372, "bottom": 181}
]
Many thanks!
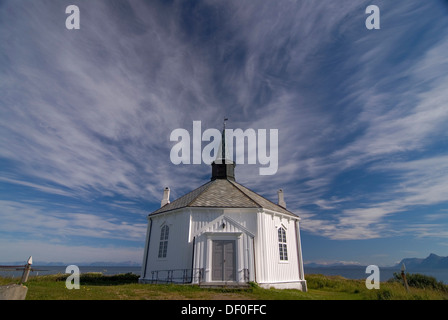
[{"left": 139, "top": 129, "right": 307, "bottom": 291}]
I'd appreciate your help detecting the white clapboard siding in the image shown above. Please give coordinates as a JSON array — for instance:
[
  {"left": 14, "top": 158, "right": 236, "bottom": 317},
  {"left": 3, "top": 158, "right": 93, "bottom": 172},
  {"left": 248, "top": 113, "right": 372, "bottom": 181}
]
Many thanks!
[
  {"left": 143, "top": 211, "right": 192, "bottom": 278},
  {"left": 255, "top": 210, "right": 301, "bottom": 284}
]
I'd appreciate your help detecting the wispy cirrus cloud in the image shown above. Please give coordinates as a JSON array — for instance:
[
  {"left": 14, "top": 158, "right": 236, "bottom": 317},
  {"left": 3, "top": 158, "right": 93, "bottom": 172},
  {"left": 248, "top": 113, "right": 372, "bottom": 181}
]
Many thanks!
[
  {"left": 0, "top": 200, "right": 146, "bottom": 242},
  {"left": 300, "top": 152, "right": 448, "bottom": 240},
  {"left": 1, "top": 0, "right": 447, "bottom": 264},
  {"left": 278, "top": 3, "right": 448, "bottom": 240},
  {"left": 0, "top": 238, "right": 143, "bottom": 264}
]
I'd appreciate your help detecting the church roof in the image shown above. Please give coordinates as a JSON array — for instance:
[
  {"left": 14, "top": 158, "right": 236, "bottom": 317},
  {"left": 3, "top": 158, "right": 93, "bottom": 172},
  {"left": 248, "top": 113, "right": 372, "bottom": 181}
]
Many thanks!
[{"left": 149, "top": 178, "right": 297, "bottom": 217}]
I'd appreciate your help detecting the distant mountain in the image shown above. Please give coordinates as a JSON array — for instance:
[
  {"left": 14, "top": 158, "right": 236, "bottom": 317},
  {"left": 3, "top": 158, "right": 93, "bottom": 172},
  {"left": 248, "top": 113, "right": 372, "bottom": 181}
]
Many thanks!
[
  {"left": 86, "top": 261, "right": 141, "bottom": 267},
  {"left": 304, "top": 262, "right": 363, "bottom": 268},
  {"left": 396, "top": 253, "right": 448, "bottom": 270},
  {"left": 34, "top": 261, "right": 66, "bottom": 266}
]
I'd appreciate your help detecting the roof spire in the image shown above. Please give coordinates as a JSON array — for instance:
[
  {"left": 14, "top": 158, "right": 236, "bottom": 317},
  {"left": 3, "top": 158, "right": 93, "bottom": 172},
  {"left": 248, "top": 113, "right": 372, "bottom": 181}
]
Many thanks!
[
  {"left": 222, "top": 117, "right": 228, "bottom": 161},
  {"left": 215, "top": 117, "right": 232, "bottom": 164},
  {"left": 211, "top": 117, "right": 235, "bottom": 181}
]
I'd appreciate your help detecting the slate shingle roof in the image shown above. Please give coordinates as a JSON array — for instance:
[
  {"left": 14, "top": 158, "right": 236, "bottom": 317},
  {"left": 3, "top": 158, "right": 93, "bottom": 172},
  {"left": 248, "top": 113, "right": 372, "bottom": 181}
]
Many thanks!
[{"left": 150, "top": 179, "right": 297, "bottom": 217}]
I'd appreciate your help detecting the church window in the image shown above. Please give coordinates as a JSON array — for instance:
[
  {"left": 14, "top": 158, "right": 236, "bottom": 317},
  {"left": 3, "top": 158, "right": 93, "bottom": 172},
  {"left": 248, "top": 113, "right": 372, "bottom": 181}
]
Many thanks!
[
  {"left": 278, "top": 227, "right": 288, "bottom": 261},
  {"left": 158, "top": 225, "right": 169, "bottom": 258}
]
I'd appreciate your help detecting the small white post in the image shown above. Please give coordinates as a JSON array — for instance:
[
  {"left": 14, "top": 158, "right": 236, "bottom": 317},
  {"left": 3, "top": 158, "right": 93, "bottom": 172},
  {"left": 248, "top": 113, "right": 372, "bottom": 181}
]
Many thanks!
[
  {"left": 20, "top": 256, "right": 33, "bottom": 284},
  {"left": 401, "top": 263, "right": 410, "bottom": 293}
]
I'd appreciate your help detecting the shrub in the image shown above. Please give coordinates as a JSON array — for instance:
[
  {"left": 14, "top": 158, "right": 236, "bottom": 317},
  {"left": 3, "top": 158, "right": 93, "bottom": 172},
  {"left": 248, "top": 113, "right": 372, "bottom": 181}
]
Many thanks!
[
  {"left": 306, "top": 274, "right": 335, "bottom": 289},
  {"left": 389, "top": 272, "right": 447, "bottom": 292},
  {"left": 55, "top": 272, "right": 140, "bottom": 285},
  {"left": 376, "top": 289, "right": 393, "bottom": 300}
]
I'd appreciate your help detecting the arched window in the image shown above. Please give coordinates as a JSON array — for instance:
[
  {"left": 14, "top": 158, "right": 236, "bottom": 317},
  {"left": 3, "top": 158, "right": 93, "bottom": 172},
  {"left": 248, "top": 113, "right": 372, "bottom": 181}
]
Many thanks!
[
  {"left": 158, "top": 225, "right": 169, "bottom": 258},
  {"left": 278, "top": 227, "right": 288, "bottom": 261}
]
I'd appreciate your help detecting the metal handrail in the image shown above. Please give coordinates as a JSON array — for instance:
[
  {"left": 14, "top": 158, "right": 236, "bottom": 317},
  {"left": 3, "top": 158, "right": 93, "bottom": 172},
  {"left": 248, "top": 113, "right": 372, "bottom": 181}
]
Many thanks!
[
  {"left": 150, "top": 268, "right": 204, "bottom": 284},
  {"left": 149, "top": 268, "right": 250, "bottom": 284}
]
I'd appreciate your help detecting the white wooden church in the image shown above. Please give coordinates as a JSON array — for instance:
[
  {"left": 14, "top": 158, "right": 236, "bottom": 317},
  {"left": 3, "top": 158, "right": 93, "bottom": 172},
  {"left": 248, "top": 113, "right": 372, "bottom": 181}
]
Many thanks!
[{"left": 139, "top": 129, "right": 307, "bottom": 291}]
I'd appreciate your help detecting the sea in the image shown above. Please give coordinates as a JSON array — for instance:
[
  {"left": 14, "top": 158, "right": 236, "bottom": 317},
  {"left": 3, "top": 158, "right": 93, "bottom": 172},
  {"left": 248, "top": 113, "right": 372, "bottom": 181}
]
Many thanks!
[
  {"left": 1, "top": 265, "right": 447, "bottom": 284},
  {"left": 0, "top": 265, "right": 142, "bottom": 279}
]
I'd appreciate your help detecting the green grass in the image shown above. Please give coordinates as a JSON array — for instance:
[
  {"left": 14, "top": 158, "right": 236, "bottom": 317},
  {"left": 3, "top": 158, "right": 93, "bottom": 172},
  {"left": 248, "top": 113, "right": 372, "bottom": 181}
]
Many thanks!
[
  {"left": 1, "top": 273, "right": 447, "bottom": 300},
  {"left": 306, "top": 274, "right": 447, "bottom": 300}
]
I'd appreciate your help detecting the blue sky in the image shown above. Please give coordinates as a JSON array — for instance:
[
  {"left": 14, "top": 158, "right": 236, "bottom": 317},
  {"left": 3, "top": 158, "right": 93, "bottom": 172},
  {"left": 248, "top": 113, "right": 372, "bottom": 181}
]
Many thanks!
[{"left": 1, "top": 0, "right": 447, "bottom": 266}]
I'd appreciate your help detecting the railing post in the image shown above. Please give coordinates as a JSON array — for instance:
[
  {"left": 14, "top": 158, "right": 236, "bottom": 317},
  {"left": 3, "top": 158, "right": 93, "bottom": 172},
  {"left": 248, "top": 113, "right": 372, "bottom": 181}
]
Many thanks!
[
  {"left": 182, "top": 269, "right": 187, "bottom": 284},
  {"left": 244, "top": 268, "right": 249, "bottom": 282},
  {"left": 199, "top": 268, "right": 204, "bottom": 284}
]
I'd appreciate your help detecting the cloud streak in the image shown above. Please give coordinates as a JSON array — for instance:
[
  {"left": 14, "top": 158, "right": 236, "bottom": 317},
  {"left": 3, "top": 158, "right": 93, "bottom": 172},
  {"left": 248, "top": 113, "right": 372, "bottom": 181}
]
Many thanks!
[
  {"left": 0, "top": 0, "right": 447, "bottom": 263},
  {"left": 0, "top": 200, "right": 146, "bottom": 243}
]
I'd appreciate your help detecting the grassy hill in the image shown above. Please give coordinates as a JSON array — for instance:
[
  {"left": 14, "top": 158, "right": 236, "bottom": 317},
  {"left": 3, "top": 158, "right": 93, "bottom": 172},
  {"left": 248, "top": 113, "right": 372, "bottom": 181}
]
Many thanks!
[{"left": 1, "top": 272, "right": 447, "bottom": 300}]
